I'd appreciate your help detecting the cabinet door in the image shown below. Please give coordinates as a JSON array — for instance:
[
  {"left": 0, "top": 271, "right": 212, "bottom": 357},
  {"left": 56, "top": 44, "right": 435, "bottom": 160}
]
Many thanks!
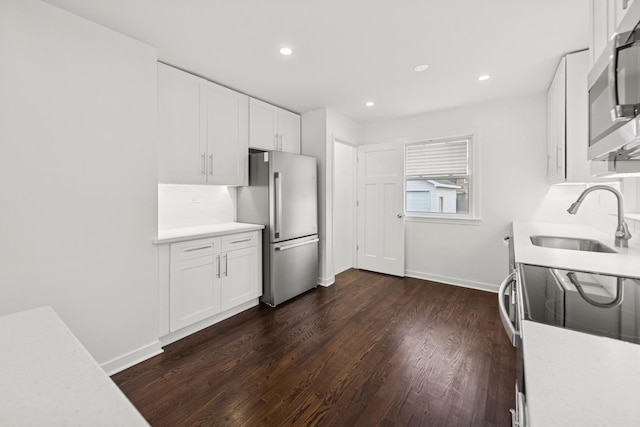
[
  {"left": 565, "top": 50, "right": 591, "bottom": 182},
  {"left": 220, "top": 246, "right": 259, "bottom": 312},
  {"left": 170, "top": 255, "right": 221, "bottom": 331},
  {"left": 158, "top": 63, "right": 207, "bottom": 184},
  {"left": 278, "top": 109, "right": 301, "bottom": 154},
  {"left": 206, "top": 82, "right": 249, "bottom": 185},
  {"left": 249, "top": 98, "right": 278, "bottom": 151},
  {"left": 615, "top": 0, "right": 635, "bottom": 28},
  {"left": 547, "top": 57, "right": 566, "bottom": 185}
]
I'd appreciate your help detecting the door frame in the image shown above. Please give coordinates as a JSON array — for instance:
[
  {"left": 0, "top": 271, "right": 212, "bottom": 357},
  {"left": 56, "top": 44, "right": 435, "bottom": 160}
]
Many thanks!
[{"left": 332, "top": 137, "right": 359, "bottom": 273}]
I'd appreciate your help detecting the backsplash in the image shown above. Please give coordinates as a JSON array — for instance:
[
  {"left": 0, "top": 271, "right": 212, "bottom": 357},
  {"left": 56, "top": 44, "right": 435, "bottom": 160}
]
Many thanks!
[
  {"left": 531, "top": 180, "right": 639, "bottom": 250},
  {"left": 158, "top": 184, "right": 235, "bottom": 229},
  {"left": 583, "top": 179, "right": 640, "bottom": 250}
]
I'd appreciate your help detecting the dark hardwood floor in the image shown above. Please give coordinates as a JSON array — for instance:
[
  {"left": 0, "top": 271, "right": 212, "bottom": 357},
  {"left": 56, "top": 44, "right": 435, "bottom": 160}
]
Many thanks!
[{"left": 112, "top": 269, "right": 516, "bottom": 427}]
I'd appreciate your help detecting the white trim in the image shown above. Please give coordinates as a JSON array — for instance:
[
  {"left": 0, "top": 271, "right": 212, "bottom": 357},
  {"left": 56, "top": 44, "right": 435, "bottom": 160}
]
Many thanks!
[
  {"left": 405, "top": 270, "right": 498, "bottom": 293},
  {"left": 318, "top": 275, "right": 335, "bottom": 287},
  {"left": 334, "top": 136, "right": 358, "bottom": 147},
  {"left": 160, "top": 299, "right": 258, "bottom": 347},
  {"left": 101, "top": 340, "right": 163, "bottom": 376},
  {"left": 405, "top": 215, "right": 483, "bottom": 225}
]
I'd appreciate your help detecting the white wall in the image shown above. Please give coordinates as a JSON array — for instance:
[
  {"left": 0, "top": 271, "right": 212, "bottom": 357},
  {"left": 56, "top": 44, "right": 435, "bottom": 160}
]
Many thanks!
[
  {"left": 158, "top": 184, "right": 236, "bottom": 229},
  {"left": 0, "top": 0, "right": 160, "bottom": 373},
  {"left": 361, "top": 94, "right": 610, "bottom": 290},
  {"left": 301, "top": 108, "right": 362, "bottom": 285}
]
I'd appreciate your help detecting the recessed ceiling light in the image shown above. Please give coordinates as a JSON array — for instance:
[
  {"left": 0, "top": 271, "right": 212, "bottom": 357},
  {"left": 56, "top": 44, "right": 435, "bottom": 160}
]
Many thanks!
[
  {"left": 477, "top": 74, "right": 491, "bottom": 81},
  {"left": 365, "top": 101, "right": 374, "bottom": 107},
  {"left": 414, "top": 64, "right": 429, "bottom": 72},
  {"left": 279, "top": 47, "right": 293, "bottom": 56}
]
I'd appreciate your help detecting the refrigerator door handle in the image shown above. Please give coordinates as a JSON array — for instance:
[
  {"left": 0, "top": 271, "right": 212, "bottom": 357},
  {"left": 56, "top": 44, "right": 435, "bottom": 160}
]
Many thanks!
[
  {"left": 275, "top": 238, "right": 319, "bottom": 251},
  {"left": 274, "top": 171, "right": 282, "bottom": 238}
]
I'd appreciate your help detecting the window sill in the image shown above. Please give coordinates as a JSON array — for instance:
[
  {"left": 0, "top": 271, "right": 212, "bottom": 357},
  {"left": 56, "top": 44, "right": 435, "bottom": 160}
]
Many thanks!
[{"left": 404, "top": 215, "right": 483, "bottom": 225}]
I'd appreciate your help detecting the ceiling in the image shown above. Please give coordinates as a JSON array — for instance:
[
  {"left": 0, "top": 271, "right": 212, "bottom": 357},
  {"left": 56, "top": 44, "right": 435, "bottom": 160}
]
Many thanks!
[{"left": 42, "top": 0, "right": 588, "bottom": 124}]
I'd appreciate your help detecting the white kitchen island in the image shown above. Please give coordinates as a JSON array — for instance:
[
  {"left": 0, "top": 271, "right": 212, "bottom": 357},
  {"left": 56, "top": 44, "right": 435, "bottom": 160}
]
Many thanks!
[{"left": 0, "top": 307, "right": 148, "bottom": 426}]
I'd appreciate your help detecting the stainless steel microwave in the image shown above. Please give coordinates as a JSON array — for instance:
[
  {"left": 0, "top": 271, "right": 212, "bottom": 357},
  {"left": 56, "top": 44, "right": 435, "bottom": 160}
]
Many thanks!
[{"left": 588, "top": 2, "right": 640, "bottom": 163}]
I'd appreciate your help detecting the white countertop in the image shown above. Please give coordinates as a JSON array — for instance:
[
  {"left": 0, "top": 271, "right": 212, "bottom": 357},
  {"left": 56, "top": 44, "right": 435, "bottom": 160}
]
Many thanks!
[
  {"left": 513, "top": 222, "right": 640, "bottom": 278},
  {"left": 154, "top": 222, "right": 264, "bottom": 244},
  {"left": 0, "top": 307, "right": 148, "bottom": 426},
  {"left": 513, "top": 221, "right": 640, "bottom": 426},
  {"left": 522, "top": 320, "right": 640, "bottom": 427}
]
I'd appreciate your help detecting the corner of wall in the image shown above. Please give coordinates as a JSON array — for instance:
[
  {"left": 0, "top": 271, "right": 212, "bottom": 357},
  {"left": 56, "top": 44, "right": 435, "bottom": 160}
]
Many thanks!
[
  {"left": 101, "top": 341, "right": 163, "bottom": 376},
  {"left": 317, "top": 276, "right": 336, "bottom": 287}
]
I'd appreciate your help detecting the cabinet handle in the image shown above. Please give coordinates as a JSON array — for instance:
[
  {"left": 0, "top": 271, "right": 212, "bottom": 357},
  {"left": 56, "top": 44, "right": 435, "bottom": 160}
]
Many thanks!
[
  {"left": 183, "top": 245, "right": 213, "bottom": 252},
  {"left": 279, "top": 134, "right": 283, "bottom": 151},
  {"left": 623, "top": 0, "right": 629, "bottom": 10},
  {"left": 216, "top": 255, "right": 220, "bottom": 278},
  {"left": 556, "top": 146, "right": 563, "bottom": 171},
  {"left": 273, "top": 134, "right": 278, "bottom": 150},
  {"left": 230, "top": 238, "right": 252, "bottom": 244},
  {"left": 201, "top": 153, "right": 206, "bottom": 175},
  {"left": 209, "top": 154, "right": 213, "bottom": 175},
  {"left": 223, "top": 254, "right": 228, "bottom": 277}
]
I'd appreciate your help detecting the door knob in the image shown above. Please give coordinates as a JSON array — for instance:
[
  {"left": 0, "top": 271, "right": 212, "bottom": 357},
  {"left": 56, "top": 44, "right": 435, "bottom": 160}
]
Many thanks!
[{"left": 397, "top": 213, "right": 403, "bottom": 218}]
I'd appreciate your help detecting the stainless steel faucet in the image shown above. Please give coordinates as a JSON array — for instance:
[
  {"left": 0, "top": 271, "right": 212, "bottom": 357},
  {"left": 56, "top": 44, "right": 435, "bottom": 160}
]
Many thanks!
[{"left": 567, "top": 185, "right": 632, "bottom": 248}]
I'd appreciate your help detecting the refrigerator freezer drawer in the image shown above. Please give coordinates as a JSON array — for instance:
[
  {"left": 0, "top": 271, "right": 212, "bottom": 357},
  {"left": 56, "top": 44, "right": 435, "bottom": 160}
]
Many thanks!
[{"left": 263, "top": 235, "right": 319, "bottom": 306}]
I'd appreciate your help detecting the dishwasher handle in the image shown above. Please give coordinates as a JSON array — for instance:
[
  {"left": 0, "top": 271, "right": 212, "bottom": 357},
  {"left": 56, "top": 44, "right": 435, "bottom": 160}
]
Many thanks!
[{"left": 498, "top": 271, "right": 521, "bottom": 348}]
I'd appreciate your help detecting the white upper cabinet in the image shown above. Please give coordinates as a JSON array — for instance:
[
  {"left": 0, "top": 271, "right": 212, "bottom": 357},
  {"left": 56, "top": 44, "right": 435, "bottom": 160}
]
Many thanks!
[
  {"left": 249, "top": 98, "right": 300, "bottom": 154},
  {"left": 278, "top": 108, "right": 302, "bottom": 154},
  {"left": 206, "top": 83, "right": 249, "bottom": 185},
  {"left": 547, "top": 50, "right": 597, "bottom": 184},
  {"left": 590, "top": 0, "right": 635, "bottom": 65},
  {"left": 547, "top": 56, "right": 566, "bottom": 184},
  {"left": 158, "top": 63, "right": 248, "bottom": 186},
  {"left": 158, "top": 63, "right": 205, "bottom": 184},
  {"left": 249, "top": 98, "right": 278, "bottom": 151}
]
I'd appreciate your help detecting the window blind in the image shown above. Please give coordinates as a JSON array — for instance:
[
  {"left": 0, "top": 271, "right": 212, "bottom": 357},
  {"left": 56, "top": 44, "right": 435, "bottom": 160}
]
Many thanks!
[{"left": 406, "top": 139, "right": 469, "bottom": 177}]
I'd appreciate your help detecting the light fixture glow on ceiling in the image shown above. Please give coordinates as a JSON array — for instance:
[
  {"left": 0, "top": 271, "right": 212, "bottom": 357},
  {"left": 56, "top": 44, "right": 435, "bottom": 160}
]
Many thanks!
[
  {"left": 413, "top": 64, "right": 429, "bottom": 72},
  {"left": 477, "top": 74, "right": 491, "bottom": 81},
  {"left": 365, "top": 101, "right": 374, "bottom": 107},
  {"left": 279, "top": 47, "right": 293, "bottom": 56}
]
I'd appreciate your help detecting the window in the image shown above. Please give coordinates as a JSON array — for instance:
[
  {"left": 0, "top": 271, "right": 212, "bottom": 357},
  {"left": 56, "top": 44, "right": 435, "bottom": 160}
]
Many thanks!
[{"left": 405, "top": 135, "right": 478, "bottom": 222}]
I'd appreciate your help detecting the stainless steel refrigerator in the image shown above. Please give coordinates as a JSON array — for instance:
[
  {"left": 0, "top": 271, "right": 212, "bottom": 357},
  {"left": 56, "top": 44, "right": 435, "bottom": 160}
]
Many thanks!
[{"left": 237, "top": 151, "right": 318, "bottom": 306}]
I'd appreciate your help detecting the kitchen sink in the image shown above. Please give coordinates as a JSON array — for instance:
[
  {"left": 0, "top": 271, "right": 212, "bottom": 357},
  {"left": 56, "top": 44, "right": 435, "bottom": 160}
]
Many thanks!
[{"left": 529, "top": 235, "right": 617, "bottom": 253}]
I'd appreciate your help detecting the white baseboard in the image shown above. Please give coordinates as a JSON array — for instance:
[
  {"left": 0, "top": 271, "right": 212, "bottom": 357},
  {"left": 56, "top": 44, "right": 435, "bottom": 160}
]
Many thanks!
[
  {"left": 101, "top": 300, "right": 260, "bottom": 375},
  {"left": 317, "top": 276, "right": 335, "bottom": 287},
  {"left": 160, "top": 299, "right": 259, "bottom": 347},
  {"left": 101, "top": 340, "right": 163, "bottom": 376},
  {"left": 405, "top": 270, "right": 498, "bottom": 293}
]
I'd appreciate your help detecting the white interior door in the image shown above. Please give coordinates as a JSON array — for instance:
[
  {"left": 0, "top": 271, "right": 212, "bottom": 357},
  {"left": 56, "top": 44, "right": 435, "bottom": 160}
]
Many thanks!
[
  {"left": 333, "top": 140, "right": 357, "bottom": 275},
  {"left": 357, "top": 142, "right": 405, "bottom": 276}
]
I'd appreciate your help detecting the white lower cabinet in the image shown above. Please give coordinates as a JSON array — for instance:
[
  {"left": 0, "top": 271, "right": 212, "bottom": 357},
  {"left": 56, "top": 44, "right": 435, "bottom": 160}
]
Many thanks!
[
  {"left": 170, "top": 251, "right": 221, "bottom": 331},
  {"left": 220, "top": 246, "right": 258, "bottom": 311},
  {"left": 167, "top": 231, "right": 261, "bottom": 334}
]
